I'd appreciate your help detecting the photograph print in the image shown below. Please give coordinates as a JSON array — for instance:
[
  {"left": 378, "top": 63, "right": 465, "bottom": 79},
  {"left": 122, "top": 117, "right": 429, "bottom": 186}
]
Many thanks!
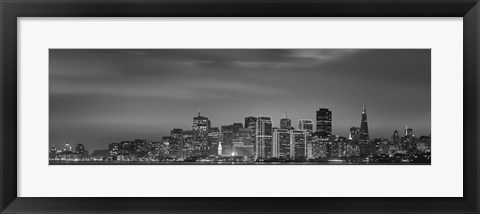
[{"left": 49, "top": 49, "right": 431, "bottom": 165}]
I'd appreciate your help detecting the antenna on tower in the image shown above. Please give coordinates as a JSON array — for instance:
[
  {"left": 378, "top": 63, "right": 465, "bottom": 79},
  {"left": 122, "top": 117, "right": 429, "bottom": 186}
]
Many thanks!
[
  {"left": 284, "top": 112, "right": 287, "bottom": 119},
  {"left": 362, "top": 101, "right": 366, "bottom": 113},
  {"left": 198, "top": 111, "right": 201, "bottom": 117}
]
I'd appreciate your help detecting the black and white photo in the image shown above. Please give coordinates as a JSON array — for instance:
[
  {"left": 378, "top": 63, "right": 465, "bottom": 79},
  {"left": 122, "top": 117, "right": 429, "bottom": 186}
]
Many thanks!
[{"left": 49, "top": 49, "right": 431, "bottom": 165}]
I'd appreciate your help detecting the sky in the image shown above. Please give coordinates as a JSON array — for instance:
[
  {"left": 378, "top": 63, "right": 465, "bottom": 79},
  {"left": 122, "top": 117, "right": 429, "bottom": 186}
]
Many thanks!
[{"left": 49, "top": 49, "right": 431, "bottom": 151}]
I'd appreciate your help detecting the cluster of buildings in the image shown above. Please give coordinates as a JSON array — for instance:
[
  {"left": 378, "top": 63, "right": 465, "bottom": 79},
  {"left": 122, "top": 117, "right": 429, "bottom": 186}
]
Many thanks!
[{"left": 49, "top": 103, "right": 431, "bottom": 163}]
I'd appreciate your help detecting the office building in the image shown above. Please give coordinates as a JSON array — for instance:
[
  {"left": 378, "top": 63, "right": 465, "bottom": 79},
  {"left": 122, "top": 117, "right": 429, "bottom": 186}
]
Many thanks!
[
  {"left": 280, "top": 113, "right": 291, "bottom": 129},
  {"left": 298, "top": 119, "right": 314, "bottom": 134},
  {"left": 315, "top": 108, "right": 332, "bottom": 139},
  {"left": 273, "top": 129, "right": 290, "bottom": 159},
  {"left": 359, "top": 102, "right": 370, "bottom": 144},
  {"left": 244, "top": 116, "right": 257, "bottom": 130},
  {"left": 349, "top": 127, "right": 361, "bottom": 141},
  {"left": 256, "top": 116, "right": 273, "bottom": 159},
  {"left": 290, "top": 130, "right": 307, "bottom": 160}
]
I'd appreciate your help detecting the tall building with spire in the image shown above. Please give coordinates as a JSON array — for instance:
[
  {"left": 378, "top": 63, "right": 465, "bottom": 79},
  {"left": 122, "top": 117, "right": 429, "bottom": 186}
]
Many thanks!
[{"left": 359, "top": 102, "right": 370, "bottom": 144}]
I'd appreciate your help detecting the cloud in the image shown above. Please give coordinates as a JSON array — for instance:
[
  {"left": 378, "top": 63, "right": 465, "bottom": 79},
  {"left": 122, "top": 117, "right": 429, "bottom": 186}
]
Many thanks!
[
  {"left": 229, "top": 50, "right": 364, "bottom": 69},
  {"left": 289, "top": 49, "right": 363, "bottom": 61},
  {"left": 231, "top": 61, "right": 293, "bottom": 69},
  {"left": 50, "top": 78, "right": 286, "bottom": 101}
]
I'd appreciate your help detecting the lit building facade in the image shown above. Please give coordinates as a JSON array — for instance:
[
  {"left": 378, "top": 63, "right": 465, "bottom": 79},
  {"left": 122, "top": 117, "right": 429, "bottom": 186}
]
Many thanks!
[
  {"left": 315, "top": 108, "right": 332, "bottom": 140},
  {"left": 244, "top": 116, "right": 257, "bottom": 130},
  {"left": 359, "top": 102, "right": 370, "bottom": 144},
  {"left": 193, "top": 112, "right": 210, "bottom": 155},
  {"left": 349, "top": 127, "right": 361, "bottom": 141},
  {"left": 109, "top": 143, "right": 119, "bottom": 156},
  {"left": 65, "top": 142, "right": 72, "bottom": 152},
  {"left": 193, "top": 112, "right": 211, "bottom": 135},
  {"left": 405, "top": 126, "right": 414, "bottom": 137},
  {"left": 170, "top": 129, "right": 183, "bottom": 159},
  {"left": 134, "top": 139, "right": 147, "bottom": 157},
  {"left": 256, "top": 116, "right": 273, "bottom": 159},
  {"left": 208, "top": 127, "right": 220, "bottom": 155},
  {"left": 298, "top": 119, "right": 314, "bottom": 134},
  {"left": 182, "top": 130, "right": 194, "bottom": 158},
  {"left": 272, "top": 129, "right": 290, "bottom": 159},
  {"left": 280, "top": 113, "right": 291, "bottom": 130},
  {"left": 311, "top": 136, "right": 329, "bottom": 158},
  {"left": 221, "top": 125, "right": 235, "bottom": 156},
  {"left": 162, "top": 137, "right": 178, "bottom": 159},
  {"left": 119, "top": 141, "right": 134, "bottom": 155},
  {"left": 238, "top": 128, "right": 255, "bottom": 146},
  {"left": 290, "top": 130, "right": 307, "bottom": 160}
]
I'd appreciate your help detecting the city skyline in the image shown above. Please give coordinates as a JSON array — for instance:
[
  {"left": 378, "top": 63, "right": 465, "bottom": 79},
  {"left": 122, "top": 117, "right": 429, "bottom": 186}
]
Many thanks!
[
  {"left": 50, "top": 102, "right": 431, "bottom": 164},
  {"left": 49, "top": 49, "right": 431, "bottom": 152}
]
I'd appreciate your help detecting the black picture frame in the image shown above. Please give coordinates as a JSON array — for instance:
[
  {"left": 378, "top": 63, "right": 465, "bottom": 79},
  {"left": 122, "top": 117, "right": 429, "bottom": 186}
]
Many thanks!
[{"left": 1, "top": 0, "right": 479, "bottom": 213}]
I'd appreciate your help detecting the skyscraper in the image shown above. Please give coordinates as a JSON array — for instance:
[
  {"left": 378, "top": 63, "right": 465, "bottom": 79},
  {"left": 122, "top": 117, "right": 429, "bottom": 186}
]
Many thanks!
[
  {"left": 244, "top": 116, "right": 257, "bottom": 153},
  {"left": 405, "top": 126, "right": 414, "bottom": 137},
  {"left": 232, "top": 123, "right": 243, "bottom": 139},
  {"left": 290, "top": 130, "right": 307, "bottom": 160},
  {"left": 182, "top": 130, "right": 194, "bottom": 158},
  {"left": 256, "top": 116, "right": 273, "bottom": 159},
  {"left": 315, "top": 108, "right": 332, "bottom": 139},
  {"left": 404, "top": 126, "right": 415, "bottom": 154},
  {"left": 272, "top": 129, "right": 290, "bottom": 159},
  {"left": 193, "top": 112, "right": 211, "bottom": 155},
  {"left": 238, "top": 128, "right": 255, "bottom": 146},
  {"left": 221, "top": 125, "right": 234, "bottom": 156},
  {"left": 170, "top": 129, "right": 184, "bottom": 159},
  {"left": 359, "top": 102, "right": 370, "bottom": 144},
  {"left": 298, "top": 119, "right": 314, "bottom": 157},
  {"left": 193, "top": 112, "right": 210, "bottom": 137},
  {"left": 208, "top": 127, "right": 220, "bottom": 155},
  {"left": 170, "top": 129, "right": 183, "bottom": 139},
  {"left": 244, "top": 116, "right": 257, "bottom": 130},
  {"left": 298, "top": 119, "right": 314, "bottom": 134},
  {"left": 280, "top": 113, "right": 291, "bottom": 129}
]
